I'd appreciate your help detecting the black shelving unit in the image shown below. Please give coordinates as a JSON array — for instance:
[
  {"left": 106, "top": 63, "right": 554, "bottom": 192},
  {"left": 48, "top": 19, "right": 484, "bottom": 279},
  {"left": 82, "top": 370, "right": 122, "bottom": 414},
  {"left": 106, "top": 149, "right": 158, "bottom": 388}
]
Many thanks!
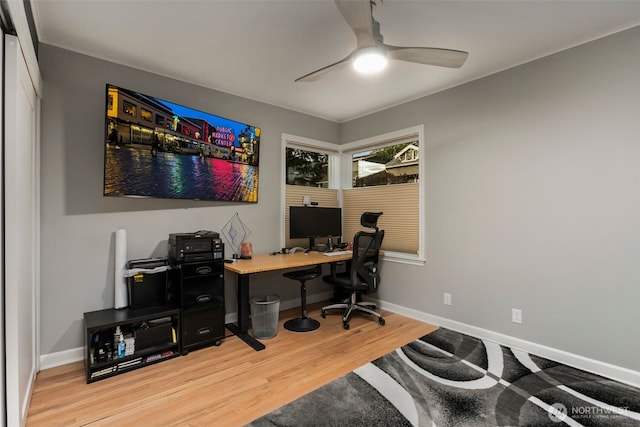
[{"left": 83, "top": 305, "right": 181, "bottom": 383}]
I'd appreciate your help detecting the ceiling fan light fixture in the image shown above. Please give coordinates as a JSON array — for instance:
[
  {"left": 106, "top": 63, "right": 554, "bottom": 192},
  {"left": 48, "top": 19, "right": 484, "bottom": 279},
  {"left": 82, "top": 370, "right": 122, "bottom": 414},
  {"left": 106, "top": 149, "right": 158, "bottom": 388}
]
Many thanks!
[{"left": 353, "top": 47, "right": 388, "bottom": 74}]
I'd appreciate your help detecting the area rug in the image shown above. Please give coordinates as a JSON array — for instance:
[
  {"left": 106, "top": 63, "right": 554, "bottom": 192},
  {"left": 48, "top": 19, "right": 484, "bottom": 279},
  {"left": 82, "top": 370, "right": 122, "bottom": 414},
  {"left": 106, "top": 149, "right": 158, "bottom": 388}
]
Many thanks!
[{"left": 247, "top": 328, "right": 640, "bottom": 426}]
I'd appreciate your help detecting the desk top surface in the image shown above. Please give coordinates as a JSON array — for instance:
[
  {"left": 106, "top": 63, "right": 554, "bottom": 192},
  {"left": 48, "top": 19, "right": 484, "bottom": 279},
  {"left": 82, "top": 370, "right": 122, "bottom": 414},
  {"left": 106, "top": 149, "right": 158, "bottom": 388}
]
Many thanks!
[{"left": 223, "top": 251, "right": 352, "bottom": 275}]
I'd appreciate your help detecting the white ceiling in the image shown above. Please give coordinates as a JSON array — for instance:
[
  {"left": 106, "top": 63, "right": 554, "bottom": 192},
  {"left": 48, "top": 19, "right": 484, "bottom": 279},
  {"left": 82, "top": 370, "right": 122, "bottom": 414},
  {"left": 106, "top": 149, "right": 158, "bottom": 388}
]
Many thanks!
[{"left": 32, "top": 0, "right": 640, "bottom": 123}]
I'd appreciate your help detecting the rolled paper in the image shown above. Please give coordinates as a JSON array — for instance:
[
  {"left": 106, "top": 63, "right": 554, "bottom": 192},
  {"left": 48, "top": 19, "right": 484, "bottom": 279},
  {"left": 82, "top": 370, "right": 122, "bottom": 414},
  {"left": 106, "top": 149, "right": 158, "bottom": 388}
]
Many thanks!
[{"left": 114, "top": 229, "right": 128, "bottom": 309}]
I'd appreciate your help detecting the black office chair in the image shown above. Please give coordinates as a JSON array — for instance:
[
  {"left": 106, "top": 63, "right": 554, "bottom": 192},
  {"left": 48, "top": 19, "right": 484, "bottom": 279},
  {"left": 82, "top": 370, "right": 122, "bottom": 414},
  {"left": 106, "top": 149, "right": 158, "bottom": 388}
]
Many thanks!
[
  {"left": 283, "top": 265, "right": 321, "bottom": 332},
  {"left": 321, "top": 212, "right": 385, "bottom": 330}
]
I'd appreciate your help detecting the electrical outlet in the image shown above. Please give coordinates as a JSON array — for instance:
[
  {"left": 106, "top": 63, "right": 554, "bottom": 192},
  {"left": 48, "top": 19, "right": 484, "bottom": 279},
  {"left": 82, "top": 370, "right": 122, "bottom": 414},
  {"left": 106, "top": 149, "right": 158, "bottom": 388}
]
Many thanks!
[
  {"left": 512, "top": 308, "right": 522, "bottom": 324},
  {"left": 444, "top": 293, "right": 452, "bottom": 306}
]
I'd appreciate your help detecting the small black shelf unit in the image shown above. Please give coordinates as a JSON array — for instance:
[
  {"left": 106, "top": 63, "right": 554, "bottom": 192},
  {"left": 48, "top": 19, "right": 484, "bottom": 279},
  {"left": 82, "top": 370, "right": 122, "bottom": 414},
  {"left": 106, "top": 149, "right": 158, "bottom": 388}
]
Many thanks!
[{"left": 83, "top": 305, "right": 181, "bottom": 383}]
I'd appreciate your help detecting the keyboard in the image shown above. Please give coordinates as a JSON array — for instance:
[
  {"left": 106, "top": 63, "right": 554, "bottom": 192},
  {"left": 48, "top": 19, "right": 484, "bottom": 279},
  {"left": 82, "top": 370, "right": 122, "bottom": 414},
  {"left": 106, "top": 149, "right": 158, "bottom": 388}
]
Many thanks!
[{"left": 323, "top": 250, "right": 352, "bottom": 257}]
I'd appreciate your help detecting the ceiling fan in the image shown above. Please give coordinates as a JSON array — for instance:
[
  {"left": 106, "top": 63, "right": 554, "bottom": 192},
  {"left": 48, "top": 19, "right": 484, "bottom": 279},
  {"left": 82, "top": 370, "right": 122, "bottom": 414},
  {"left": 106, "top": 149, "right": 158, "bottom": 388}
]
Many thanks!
[{"left": 295, "top": 0, "right": 469, "bottom": 82}]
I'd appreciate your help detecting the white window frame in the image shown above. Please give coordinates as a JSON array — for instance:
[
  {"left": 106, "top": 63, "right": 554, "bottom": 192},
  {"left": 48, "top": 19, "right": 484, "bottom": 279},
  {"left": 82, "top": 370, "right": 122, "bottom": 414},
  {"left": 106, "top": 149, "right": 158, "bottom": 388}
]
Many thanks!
[
  {"left": 281, "top": 134, "right": 341, "bottom": 248},
  {"left": 339, "top": 125, "right": 426, "bottom": 265}
]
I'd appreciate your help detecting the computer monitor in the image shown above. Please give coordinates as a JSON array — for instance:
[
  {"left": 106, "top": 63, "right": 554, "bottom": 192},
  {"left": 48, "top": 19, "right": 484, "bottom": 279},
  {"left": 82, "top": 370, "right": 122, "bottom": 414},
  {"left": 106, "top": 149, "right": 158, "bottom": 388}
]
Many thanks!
[{"left": 289, "top": 206, "right": 342, "bottom": 249}]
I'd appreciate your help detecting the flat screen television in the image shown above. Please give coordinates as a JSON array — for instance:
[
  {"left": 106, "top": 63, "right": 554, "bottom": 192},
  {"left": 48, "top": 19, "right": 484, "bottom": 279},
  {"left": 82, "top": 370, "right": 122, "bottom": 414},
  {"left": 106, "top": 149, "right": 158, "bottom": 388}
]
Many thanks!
[
  {"left": 104, "top": 84, "right": 261, "bottom": 202},
  {"left": 289, "top": 206, "right": 342, "bottom": 248}
]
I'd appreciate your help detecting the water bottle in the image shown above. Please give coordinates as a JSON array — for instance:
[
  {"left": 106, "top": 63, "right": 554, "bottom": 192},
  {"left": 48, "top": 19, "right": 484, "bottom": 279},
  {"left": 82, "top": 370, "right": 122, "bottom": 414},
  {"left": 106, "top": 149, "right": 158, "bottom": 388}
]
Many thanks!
[
  {"left": 118, "top": 335, "right": 126, "bottom": 358},
  {"left": 114, "top": 326, "right": 125, "bottom": 358}
]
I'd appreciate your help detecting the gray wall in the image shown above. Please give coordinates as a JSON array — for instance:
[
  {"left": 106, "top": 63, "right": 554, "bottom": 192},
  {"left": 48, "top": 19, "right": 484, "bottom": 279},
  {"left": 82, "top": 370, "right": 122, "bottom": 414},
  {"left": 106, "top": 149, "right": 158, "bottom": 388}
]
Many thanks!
[
  {"left": 341, "top": 27, "right": 640, "bottom": 371},
  {"left": 40, "top": 26, "right": 639, "bottom": 373},
  {"left": 39, "top": 44, "right": 339, "bottom": 354}
]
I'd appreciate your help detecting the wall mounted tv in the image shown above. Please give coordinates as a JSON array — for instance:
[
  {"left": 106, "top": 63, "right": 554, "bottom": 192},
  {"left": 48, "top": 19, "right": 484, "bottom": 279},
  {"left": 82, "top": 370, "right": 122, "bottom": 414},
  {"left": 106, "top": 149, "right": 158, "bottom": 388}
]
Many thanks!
[{"left": 104, "top": 84, "right": 261, "bottom": 202}]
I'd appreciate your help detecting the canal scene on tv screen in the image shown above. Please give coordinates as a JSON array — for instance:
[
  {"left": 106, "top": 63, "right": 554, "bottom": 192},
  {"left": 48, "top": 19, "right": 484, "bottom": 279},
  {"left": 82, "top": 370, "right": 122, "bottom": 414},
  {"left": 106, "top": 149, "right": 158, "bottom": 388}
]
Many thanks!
[{"left": 104, "top": 84, "right": 260, "bottom": 202}]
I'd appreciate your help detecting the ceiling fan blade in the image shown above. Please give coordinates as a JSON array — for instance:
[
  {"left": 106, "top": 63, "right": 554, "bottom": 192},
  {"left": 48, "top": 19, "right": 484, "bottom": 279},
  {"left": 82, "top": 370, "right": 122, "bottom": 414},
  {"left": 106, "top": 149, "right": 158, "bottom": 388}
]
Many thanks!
[
  {"left": 295, "top": 53, "right": 355, "bottom": 82},
  {"left": 335, "top": 0, "right": 377, "bottom": 48},
  {"left": 387, "top": 46, "right": 469, "bottom": 69}
]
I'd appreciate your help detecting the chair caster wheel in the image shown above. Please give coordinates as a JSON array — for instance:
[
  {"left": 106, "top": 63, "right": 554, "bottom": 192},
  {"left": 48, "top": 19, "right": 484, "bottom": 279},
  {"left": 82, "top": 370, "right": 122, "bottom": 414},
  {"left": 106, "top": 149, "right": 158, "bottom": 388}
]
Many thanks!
[
  {"left": 321, "top": 311, "right": 326, "bottom": 318},
  {"left": 379, "top": 318, "right": 385, "bottom": 326},
  {"left": 214, "top": 340, "right": 222, "bottom": 346},
  {"left": 342, "top": 321, "right": 350, "bottom": 330}
]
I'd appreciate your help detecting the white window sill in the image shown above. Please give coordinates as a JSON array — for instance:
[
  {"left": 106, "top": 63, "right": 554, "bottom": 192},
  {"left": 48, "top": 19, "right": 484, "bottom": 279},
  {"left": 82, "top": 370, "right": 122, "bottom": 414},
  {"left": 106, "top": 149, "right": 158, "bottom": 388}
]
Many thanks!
[{"left": 382, "top": 251, "right": 425, "bottom": 266}]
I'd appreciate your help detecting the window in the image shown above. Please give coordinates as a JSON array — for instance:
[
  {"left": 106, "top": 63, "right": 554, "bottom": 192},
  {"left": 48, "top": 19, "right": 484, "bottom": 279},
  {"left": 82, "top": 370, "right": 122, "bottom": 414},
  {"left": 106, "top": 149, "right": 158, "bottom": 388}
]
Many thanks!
[
  {"left": 286, "top": 147, "right": 328, "bottom": 188},
  {"left": 341, "top": 126, "right": 424, "bottom": 262},
  {"left": 280, "top": 129, "right": 424, "bottom": 263},
  {"left": 282, "top": 135, "right": 339, "bottom": 248},
  {"left": 123, "top": 100, "right": 136, "bottom": 117},
  {"left": 141, "top": 108, "right": 152, "bottom": 122},
  {"left": 352, "top": 142, "right": 418, "bottom": 187}
]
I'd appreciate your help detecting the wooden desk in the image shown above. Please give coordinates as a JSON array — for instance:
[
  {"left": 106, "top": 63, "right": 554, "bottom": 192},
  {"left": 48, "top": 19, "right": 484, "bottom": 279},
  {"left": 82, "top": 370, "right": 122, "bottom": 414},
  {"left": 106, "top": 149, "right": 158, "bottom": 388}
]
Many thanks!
[{"left": 224, "top": 251, "right": 353, "bottom": 351}]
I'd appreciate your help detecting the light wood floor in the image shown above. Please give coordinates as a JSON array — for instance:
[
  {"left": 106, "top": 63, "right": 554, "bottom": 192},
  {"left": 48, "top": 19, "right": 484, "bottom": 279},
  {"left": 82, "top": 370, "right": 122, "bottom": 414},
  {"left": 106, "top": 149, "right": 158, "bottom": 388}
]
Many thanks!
[{"left": 27, "top": 302, "right": 437, "bottom": 427}]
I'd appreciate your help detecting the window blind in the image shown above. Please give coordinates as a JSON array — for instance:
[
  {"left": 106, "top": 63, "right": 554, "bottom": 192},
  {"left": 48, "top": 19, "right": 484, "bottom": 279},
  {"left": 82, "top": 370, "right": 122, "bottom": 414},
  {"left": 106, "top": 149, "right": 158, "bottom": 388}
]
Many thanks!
[
  {"left": 285, "top": 185, "right": 339, "bottom": 248},
  {"left": 342, "top": 183, "right": 419, "bottom": 255}
]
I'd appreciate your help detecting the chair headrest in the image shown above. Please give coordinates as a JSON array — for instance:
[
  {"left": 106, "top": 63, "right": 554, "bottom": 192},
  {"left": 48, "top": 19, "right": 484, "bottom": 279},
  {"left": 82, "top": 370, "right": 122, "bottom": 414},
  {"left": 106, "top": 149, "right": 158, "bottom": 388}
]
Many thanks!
[{"left": 361, "top": 212, "right": 383, "bottom": 229}]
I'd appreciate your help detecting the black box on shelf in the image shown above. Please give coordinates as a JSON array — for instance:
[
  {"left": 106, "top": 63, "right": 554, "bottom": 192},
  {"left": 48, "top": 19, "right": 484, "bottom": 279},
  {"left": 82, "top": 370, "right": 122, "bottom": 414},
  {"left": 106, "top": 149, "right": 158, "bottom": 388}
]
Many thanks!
[
  {"left": 126, "top": 258, "right": 169, "bottom": 309},
  {"left": 134, "top": 321, "right": 173, "bottom": 351}
]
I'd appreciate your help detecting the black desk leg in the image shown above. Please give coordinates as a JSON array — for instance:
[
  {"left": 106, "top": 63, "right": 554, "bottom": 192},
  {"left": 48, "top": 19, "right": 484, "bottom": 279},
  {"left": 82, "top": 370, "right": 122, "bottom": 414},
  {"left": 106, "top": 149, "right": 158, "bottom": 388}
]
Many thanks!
[{"left": 225, "top": 273, "right": 265, "bottom": 351}]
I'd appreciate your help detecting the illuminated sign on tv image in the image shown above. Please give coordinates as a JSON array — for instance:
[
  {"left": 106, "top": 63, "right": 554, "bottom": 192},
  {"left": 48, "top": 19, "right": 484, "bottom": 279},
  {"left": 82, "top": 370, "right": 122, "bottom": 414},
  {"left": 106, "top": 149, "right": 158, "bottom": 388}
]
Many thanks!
[{"left": 104, "top": 84, "right": 261, "bottom": 202}]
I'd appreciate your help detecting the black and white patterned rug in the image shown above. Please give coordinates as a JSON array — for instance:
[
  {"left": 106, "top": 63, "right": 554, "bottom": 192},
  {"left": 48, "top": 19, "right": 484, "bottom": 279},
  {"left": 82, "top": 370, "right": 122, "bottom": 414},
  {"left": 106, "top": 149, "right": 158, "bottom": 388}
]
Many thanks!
[{"left": 248, "top": 328, "right": 640, "bottom": 426}]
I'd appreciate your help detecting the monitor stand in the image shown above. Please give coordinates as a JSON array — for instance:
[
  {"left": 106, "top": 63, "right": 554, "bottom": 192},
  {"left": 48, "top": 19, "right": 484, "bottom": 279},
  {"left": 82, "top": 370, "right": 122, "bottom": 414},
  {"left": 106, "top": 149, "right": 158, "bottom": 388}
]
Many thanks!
[
  {"left": 307, "top": 237, "right": 316, "bottom": 251},
  {"left": 307, "top": 237, "right": 331, "bottom": 252}
]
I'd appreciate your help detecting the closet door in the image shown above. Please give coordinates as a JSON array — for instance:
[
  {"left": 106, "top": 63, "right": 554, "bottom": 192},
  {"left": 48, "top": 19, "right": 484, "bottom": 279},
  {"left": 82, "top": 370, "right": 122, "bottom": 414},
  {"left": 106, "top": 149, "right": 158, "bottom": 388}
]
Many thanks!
[
  {"left": 4, "top": 34, "right": 39, "bottom": 427},
  {"left": 0, "top": 30, "right": 4, "bottom": 427}
]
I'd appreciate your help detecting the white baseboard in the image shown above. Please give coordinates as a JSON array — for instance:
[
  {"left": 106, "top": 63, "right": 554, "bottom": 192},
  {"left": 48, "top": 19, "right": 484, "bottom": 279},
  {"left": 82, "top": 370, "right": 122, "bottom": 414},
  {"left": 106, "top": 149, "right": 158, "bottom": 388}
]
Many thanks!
[
  {"left": 40, "top": 346, "right": 84, "bottom": 370},
  {"left": 42, "top": 295, "right": 637, "bottom": 388},
  {"left": 39, "top": 291, "right": 335, "bottom": 370},
  {"left": 377, "top": 299, "right": 640, "bottom": 389}
]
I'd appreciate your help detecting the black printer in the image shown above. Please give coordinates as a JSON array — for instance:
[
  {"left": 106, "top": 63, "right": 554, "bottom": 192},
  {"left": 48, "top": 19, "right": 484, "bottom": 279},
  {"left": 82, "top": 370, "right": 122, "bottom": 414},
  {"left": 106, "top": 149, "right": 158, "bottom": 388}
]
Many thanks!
[{"left": 169, "top": 230, "right": 224, "bottom": 263}]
